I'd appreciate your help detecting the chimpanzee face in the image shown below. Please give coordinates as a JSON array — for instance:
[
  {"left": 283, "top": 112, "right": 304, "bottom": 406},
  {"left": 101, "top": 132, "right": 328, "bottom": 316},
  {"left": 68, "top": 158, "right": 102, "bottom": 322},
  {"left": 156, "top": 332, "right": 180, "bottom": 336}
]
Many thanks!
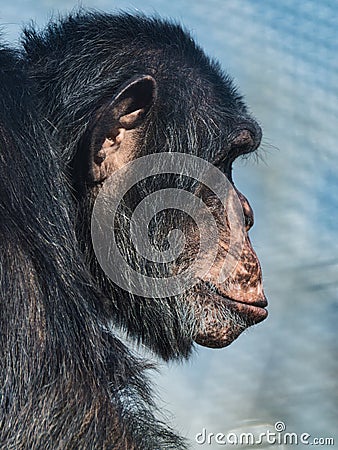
[
  {"left": 23, "top": 14, "right": 267, "bottom": 357},
  {"left": 86, "top": 73, "right": 267, "bottom": 350}
]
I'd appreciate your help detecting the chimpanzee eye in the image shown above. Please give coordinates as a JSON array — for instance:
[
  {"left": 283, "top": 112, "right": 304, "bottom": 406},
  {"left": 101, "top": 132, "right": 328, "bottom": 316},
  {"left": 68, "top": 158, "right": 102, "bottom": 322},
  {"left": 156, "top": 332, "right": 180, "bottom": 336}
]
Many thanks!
[
  {"left": 229, "top": 121, "right": 262, "bottom": 161},
  {"left": 212, "top": 155, "right": 233, "bottom": 182}
]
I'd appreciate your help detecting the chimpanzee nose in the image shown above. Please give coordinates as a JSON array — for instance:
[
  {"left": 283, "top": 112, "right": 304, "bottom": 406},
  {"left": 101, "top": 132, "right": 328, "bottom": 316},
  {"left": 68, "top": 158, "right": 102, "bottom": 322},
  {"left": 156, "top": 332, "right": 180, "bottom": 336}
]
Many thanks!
[{"left": 235, "top": 188, "right": 255, "bottom": 232}]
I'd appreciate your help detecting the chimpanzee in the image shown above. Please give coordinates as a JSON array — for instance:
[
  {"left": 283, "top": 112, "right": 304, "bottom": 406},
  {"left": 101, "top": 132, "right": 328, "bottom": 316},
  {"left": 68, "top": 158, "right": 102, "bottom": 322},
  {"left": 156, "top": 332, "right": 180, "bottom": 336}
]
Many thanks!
[
  {"left": 0, "top": 43, "right": 185, "bottom": 448},
  {"left": 1, "top": 10, "right": 267, "bottom": 448},
  {"left": 22, "top": 11, "right": 267, "bottom": 362}
]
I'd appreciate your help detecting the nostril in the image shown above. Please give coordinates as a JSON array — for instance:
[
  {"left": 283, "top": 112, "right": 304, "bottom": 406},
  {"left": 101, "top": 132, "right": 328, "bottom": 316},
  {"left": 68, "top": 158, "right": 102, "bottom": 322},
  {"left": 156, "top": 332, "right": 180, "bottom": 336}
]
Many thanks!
[
  {"left": 244, "top": 212, "right": 254, "bottom": 232},
  {"left": 235, "top": 188, "right": 255, "bottom": 231}
]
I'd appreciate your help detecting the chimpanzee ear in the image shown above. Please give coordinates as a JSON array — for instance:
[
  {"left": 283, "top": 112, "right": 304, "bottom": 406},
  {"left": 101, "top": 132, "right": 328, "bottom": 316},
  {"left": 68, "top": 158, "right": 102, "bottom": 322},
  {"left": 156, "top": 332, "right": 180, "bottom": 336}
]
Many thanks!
[
  {"left": 87, "top": 75, "right": 157, "bottom": 183},
  {"left": 111, "top": 75, "right": 157, "bottom": 128}
]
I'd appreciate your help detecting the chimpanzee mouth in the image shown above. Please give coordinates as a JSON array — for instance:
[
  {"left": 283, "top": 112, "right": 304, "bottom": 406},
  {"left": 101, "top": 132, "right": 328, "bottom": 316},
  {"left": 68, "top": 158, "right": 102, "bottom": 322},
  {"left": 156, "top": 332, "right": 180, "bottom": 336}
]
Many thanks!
[
  {"left": 196, "top": 281, "right": 268, "bottom": 324},
  {"left": 212, "top": 285, "right": 267, "bottom": 323},
  {"left": 192, "top": 282, "right": 268, "bottom": 348},
  {"left": 218, "top": 294, "right": 268, "bottom": 324}
]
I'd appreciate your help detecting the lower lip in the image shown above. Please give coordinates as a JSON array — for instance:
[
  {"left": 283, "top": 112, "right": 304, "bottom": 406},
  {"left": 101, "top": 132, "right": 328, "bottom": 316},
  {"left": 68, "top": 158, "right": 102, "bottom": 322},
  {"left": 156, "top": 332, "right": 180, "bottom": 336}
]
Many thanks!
[{"left": 218, "top": 294, "right": 268, "bottom": 324}]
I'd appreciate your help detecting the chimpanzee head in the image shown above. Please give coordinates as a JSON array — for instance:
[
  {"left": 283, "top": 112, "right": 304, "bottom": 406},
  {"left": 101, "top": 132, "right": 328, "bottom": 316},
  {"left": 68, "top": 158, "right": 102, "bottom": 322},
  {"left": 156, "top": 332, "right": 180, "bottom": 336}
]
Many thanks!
[{"left": 23, "top": 12, "right": 267, "bottom": 360}]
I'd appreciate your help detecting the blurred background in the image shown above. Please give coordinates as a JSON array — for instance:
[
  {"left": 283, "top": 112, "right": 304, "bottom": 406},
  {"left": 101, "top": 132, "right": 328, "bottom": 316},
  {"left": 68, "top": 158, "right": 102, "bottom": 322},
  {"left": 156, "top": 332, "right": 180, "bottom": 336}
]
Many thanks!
[{"left": 2, "top": 1, "right": 337, "bottom": 448}]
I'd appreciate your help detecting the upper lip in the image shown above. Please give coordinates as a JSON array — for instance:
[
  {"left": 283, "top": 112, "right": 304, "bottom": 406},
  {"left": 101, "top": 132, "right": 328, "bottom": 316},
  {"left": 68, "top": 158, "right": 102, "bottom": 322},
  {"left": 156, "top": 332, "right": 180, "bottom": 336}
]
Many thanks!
[
  {"left": 201, "top": 281, "right": 268, "bottom": 308},
  {"left": 230, "top": 296, "right": 268, "bottom": 308}
]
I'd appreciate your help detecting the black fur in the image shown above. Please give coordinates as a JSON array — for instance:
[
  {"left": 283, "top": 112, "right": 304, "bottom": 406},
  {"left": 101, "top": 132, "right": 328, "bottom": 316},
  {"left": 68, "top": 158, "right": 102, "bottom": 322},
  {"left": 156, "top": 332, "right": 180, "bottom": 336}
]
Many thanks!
[
  {"left": 22, "top": 12, "right": 260, "bottom": 361},
  {"left": 0, "top": 43, "right": 185, "bottom": 449}
]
